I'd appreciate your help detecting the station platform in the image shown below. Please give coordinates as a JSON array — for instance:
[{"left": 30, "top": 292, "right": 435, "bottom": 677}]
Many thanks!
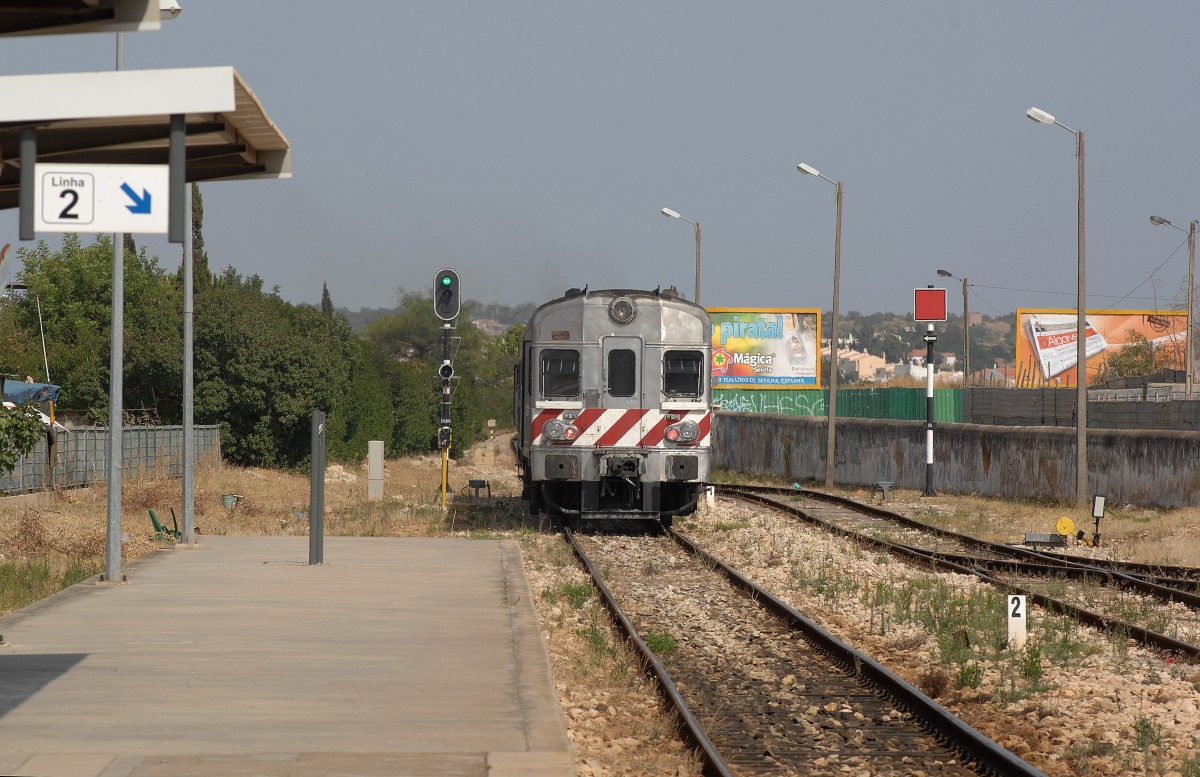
[{"left": 0, "top": 536, "right": 574, "bottom": 777}]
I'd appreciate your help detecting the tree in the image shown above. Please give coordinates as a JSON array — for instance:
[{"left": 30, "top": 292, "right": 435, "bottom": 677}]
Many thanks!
[
  {"left": 387, "top": 359, "right": 439, "bottom": 455},
  {"left": 324, "top": 338, "right": 394, "bottom": 462},
  {"left": 192, "top": 268, "right": 367, "bottom": 467},
  {"left": 321, "top": 282, "right": 334, "bottom": 318},
  {"left": 359, "top": 294, "right": 519, "bottom": 457},
  {"left": 0, "top": 403, "right": 44, "bottom": 475},
  {"left": 1101, "top": 330, "right": 1174, "bottom": 380},
  {"left": 15, "top": 234, "right": 182, "bottom": 422},
  {"left": 190, "top": 182, "right": 213, "bottom": 288},
  {"left": 0, "top": 292, "right": 44, "bottom": 382},
  {"left": 15, "top": 236, "right": 119, "bottom": 415}
]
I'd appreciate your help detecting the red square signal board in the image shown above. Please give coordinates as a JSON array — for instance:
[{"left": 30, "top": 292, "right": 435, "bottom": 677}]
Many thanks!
[{"left": 914, "top": 287, "right": 947, "bottom": 322}]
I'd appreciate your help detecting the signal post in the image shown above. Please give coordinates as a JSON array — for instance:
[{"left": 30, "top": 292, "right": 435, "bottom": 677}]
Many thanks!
[
  {"left": 914, "top": 285, "right": 947, "bottom": 497},
  {"left": 434, "top": 269, "right": 460, "bottom": 506}
]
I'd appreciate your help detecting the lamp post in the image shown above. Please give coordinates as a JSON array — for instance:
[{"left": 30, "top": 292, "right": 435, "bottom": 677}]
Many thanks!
[
  {"left": 1150, "top": 215, "right": 1197, "bottom": 400},
  {"left": 796, "top": 162, "right": 842, "bottom": 490},
  {"left": 660, "top": 208, "right": 701, "bottom": 304},
  {"left": 1026, "top": 106, "right": 1088, "bottom": 507},
  {"left": 936, "top": 269, "right": 970, "bottom": 388}
]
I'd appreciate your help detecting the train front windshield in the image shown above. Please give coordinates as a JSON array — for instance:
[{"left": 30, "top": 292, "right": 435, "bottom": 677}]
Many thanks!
[
  {"left": 541, "top": 349, "right": 580, "bottom": 398},
  {"left": 664, "top": 350, "right": 704, "bottom": 398}
]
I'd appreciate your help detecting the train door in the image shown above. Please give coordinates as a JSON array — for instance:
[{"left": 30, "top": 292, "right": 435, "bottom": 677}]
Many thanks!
[
  {"left": 597, "top": 335, "right": 644, "bottom": 510},
  {"left": 602, "top": 336, "right": 641, "bottom": 411}
]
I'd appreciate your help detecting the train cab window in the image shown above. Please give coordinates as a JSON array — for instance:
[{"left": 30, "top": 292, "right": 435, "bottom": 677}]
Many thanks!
[
  {"left": 664, "top": 350, "right": 704, "bottom": 398},
  {"left": 608, "top": 349, "right": 636, "bottom": 397},
  {"left": 541, "top": 349, "right": 580, "bottom": 398}
]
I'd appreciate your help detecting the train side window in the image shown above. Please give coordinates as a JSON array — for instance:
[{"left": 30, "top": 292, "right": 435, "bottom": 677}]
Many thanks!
[
  {"left": 664, "top": 350, "right": 703, "bottom": 397},
  {"left": 541, "top": 349, "right": 580, "bottom": 398},
  {"left": 608, "top": 349, "right": 636, "bottom": 397}
]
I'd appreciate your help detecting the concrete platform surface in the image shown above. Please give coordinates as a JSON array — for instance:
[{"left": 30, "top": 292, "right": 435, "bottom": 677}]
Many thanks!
[{"left": 0, "top": 536, "right": 574, "bottom": 777}]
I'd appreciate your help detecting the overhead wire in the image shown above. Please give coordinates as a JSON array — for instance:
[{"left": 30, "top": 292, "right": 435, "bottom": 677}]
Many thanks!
[{"left": 968, "top": 232, "right": 1190, "bottom": 312}]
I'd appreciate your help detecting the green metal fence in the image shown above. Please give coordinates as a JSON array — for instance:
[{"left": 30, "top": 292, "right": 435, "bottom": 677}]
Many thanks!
[{"left": 713, "top": 387, "right": 962, "bottom": 422}]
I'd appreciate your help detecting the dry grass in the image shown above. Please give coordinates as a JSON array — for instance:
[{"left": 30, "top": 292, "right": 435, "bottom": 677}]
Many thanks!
[
  {"left": 711, "top": 468, "right": 1200, "bottom": 567},
  {"left": 834, "top": 483, "right": 1200, "bottom": 567},
  {"left": 0, "top": 437, "right": 530, "bottom": 612}
]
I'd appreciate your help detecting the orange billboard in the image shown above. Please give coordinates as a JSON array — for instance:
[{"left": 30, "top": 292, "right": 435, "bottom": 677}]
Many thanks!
[{"left": 1015, "top": 309, "right": 1187, "bottom": 387}]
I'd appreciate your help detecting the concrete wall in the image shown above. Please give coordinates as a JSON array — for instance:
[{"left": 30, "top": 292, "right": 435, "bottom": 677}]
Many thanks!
[{"left": 714, "top": 412, "right": 1200, "bottom": 508}]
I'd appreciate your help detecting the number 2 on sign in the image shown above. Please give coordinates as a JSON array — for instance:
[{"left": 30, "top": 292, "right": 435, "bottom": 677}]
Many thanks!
[
  {"left": 58, "top": 189, "right": 81, "bottom": 220},
  {"left": 1010, "top": 595, "right": 1023, "bottom": 619}
]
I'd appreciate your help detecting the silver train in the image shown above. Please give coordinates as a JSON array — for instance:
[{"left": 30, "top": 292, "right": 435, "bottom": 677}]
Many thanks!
[{"left": 513, "top": 287, "right": 712, "bottom": 523}]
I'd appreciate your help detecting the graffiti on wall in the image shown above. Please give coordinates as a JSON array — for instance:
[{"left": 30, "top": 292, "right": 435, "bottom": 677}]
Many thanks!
[{"left": 715, "top": 391, "right": 826, "bottom": 416}]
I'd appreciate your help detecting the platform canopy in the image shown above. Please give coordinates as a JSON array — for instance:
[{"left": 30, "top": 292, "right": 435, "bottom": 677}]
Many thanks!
[
  {"left": 0, "top": 0, "right": 180, "bottom": 37},
  {"left": 0, "top": 66, "right": 291, "bottom": 211}
]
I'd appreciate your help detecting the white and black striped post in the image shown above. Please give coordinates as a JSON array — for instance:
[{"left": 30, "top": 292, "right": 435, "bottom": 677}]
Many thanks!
[
  {"left": 913, "top": 285, "right": 947, "bottom": 499},
  {"left": 923, "top": 323, "right": 937, "bottom": 497}
]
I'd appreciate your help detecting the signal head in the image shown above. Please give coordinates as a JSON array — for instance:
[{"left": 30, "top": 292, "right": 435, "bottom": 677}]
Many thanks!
[{"left": 433, "top": 268, "right": 460, "bottom": 321}]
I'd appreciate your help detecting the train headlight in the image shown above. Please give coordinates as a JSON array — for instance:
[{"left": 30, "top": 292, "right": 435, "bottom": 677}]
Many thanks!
[
  {"left": 543, "top": 419, "right": 579, "bottom": 442},
  {"left": 665, "top": 421, "right": 699, "bottom": 443},
  {"left": 609, "top": 296, "right": 636, "bottom": 325}
]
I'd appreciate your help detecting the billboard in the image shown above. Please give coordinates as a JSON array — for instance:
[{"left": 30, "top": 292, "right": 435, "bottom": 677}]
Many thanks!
[
  {"left": 709, "top": 308, "right": 821, "bottom": 389},
  {"left": 1015, "top": 308, "right": 1187, "bottom": 386}
]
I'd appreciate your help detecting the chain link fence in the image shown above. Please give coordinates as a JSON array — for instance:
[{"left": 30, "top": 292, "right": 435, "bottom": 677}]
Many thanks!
[{"left": 1, "top": 426, "right": 221, "bottom": 495}]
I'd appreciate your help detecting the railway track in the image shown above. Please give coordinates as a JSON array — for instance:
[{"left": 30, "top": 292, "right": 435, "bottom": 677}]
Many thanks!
[
  {"left": 717, "top": 484, "right": 1200, "bottom": 659},
  {"left": 563, "top": 526, "right": 1049, "bottom": 777}
]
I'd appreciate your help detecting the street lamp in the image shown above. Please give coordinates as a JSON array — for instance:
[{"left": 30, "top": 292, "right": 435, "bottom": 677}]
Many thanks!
[
  {"left": 796, "top": 162, "right": 843, "bottom": 490},
  {"left": 660, "top": 208, "right": 701, "bottom": 304},
  {"left": 1026, "top": 105, "right": 1088, "bottom": 507},
  {"left": 1149, "top": 215, "right": 1197, "bottom": 400},
  {"left": 936, "top": 269, "right": 970, "bottom": 389}
]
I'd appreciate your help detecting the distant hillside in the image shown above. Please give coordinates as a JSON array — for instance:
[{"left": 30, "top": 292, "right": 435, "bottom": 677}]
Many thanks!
[
  {"left": 336, "top": 302, "right": 1017, "bottom": 365},
  {"left": 833, "top": 310, "right": 1016, "bottom": 367},
  {"left": 338, "top": 299, "right": 538, "bottom": 334}
]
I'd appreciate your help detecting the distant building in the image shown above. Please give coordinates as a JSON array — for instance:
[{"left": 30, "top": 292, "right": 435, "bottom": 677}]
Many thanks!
[
  {"left": 838, "top": 349, "right": 886, "bottom": 382},
  {"left": 471, "top": 318, "right": 508, "bottom": 337},
  {"left": 891, "top": 350, "right": 930, "bottom": 379}
]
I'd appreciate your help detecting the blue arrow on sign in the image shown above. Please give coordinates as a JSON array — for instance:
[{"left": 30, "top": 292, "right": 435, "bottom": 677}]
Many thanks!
[{"left": 120, "top": 182, "right": 152, "bottom": 214}]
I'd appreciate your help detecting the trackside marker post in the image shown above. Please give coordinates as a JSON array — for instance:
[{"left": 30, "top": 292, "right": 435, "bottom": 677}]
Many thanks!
[{"left": 1008, "top": 594, "right": 1027, "bottom": 649}]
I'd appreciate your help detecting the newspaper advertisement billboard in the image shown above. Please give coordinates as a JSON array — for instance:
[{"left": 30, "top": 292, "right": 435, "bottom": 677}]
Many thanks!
[
  {"left": 709, "top": 308, "right": 821, "bottom": 389},
  {"left": 1015, "top": 308, "right": 1187, "bottom": 386}
]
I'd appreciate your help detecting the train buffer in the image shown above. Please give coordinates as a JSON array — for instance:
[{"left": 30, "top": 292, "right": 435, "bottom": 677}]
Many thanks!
[
  {"left": 1023, "top": 532, "right": 1068, "bottom": 549},
  {"left": 871, "top": 481, "right": 894, "bottom": 502}
]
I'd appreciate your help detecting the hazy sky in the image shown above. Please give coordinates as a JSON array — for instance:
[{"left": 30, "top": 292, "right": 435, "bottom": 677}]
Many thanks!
[{"left": 2, "top": 3, "right": 1199, "bottom": 319}]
